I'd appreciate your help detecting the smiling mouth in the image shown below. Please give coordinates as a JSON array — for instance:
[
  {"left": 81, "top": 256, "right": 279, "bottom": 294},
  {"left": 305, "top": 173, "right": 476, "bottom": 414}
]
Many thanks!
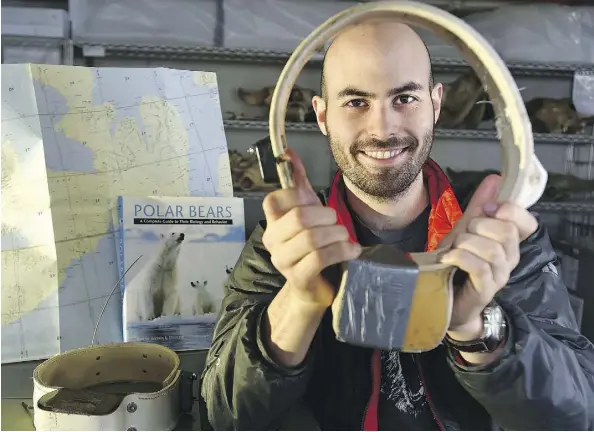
[{"left": 360, "top": 148, "right": 408, "bottom": 160}]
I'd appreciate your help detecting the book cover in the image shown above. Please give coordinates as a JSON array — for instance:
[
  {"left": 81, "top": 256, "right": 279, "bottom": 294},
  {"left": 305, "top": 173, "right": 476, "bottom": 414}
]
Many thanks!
[{"left": 118, "top": 195, "right": 245, "bottom": 351}]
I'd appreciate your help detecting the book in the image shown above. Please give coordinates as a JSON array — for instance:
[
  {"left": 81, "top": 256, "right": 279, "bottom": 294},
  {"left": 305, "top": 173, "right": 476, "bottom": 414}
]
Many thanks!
[{"left": 117, "top": 195, "right": 245, "bottom": 351}]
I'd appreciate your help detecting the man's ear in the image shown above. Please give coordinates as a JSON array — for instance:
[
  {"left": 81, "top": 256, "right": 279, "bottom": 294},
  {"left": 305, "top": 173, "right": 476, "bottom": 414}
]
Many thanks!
[
  {"left": 431, "top": 82, "right": 444, "bottom": 125},
  {"left": 312, "top": 95, "right": 328, "bottom": 136}
]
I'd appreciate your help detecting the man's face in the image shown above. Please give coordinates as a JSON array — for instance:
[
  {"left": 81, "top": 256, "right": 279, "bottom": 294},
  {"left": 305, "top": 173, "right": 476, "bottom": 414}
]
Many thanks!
[{"left": 314, "top": 26, "right": 442, "bottom": 200}]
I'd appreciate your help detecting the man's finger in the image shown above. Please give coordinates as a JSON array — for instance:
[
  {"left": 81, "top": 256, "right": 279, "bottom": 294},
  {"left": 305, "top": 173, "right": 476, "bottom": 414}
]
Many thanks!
[
  {"left": 441, "top": 248, "right": 498, "bottom": 306},
  {"left": 466, "top": 217, "right": 520, "bottom": 266},
  {"left": 271, "top": 224, "right": 350, "bottom": 269},
  {"left": 263, "top": 205, "right": 338, "bottom": 249},
  {"left": 262, "top": 147, "right": 320, "bottom": 222},
  {"left": 296, "top": 240, "right": 362, "bottom": 278},
  {"left": 262, "top": 188, "right": 304, "bottom": 222},
  {"left": 452, "top": 232, "right": 507, "bottom": 266},
  {"left": 493, "top": 202, "right": 538, "bottom": 241},
  {"left": 461, "top": 174, "right": 502, "bottom": 221}
]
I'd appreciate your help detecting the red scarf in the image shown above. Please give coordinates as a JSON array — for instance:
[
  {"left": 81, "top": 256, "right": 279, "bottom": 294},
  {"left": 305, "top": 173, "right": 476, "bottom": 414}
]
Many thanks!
[{"left": 326, "top": 158, "right": 463, "bottom": 431}]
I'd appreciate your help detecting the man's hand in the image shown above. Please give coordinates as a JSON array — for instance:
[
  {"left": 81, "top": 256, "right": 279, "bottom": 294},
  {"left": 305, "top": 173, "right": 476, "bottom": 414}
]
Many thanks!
[
  {"left": 261, "top": 148, "right": 361, "bottom": 367},
  {"left": 439, "top": 175, "right": 538, "bottom": 348},
  {"left": 262, "top": 148, "right": 362, "bottom": 309}
]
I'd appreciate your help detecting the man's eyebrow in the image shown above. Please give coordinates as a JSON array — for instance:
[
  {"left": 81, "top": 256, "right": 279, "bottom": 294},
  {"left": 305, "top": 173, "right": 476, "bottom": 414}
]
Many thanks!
[
  {"left": 337, "top": 81, "right": 425, "bottom": 99},
  {"left": 337, "top": 87, "right": 375, "bottom": 99},
  {"left": 387, "top": 81, "right": 424, "bottom": 97}
]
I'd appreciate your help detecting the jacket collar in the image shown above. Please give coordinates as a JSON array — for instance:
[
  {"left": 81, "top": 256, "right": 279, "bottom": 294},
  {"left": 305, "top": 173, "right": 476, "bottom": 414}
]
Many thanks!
[{"left": 325, "top": 158, "right": 463, "bottom": 252}]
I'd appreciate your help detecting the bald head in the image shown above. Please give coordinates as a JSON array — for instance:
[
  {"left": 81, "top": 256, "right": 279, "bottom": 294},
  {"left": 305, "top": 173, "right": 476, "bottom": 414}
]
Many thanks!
[
  {"left": 320, "top": 21, "right": 433, "bottom": 100},
  {"left": 311, "top": 19, "right": 442, "bottom": 202}
]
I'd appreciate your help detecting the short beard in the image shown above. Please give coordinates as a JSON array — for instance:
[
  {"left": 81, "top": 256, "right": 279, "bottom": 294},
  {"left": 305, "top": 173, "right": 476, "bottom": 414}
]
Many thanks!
[{"left": 327, "top": 128, "right": 434, "bottom": 201}]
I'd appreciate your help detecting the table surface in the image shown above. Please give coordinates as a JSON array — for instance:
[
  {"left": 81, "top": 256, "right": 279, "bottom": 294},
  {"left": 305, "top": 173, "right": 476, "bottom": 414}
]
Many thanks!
[
  {"left": 1, "top": 397, "right": 203, "bottom": 431},
  {"left": 2, "top": 399, "right": 35, "bottom": 431}
]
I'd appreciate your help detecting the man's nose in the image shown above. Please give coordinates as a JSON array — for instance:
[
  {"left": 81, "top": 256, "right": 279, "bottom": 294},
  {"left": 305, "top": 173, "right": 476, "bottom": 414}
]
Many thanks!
[{"left": 366, "top": 104, "right": 400, "bottom": 141}]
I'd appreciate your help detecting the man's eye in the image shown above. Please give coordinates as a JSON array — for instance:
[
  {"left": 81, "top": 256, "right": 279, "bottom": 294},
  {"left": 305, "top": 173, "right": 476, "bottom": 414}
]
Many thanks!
[
  {"left": 394, "top": 95, "right": 416, "bottom": 105},
  {"left": 346, "top": 99, "right": 367, "bottom": 108}
]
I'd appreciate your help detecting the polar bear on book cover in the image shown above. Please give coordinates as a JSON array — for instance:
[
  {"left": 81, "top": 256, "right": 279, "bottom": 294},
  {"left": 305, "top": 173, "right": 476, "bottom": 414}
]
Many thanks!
[
  {"left": 190, "top": 280, "right": 217, "bottom": 315},
  {"left": 124, "top": 231, "right": 185, "bottom": 323}
]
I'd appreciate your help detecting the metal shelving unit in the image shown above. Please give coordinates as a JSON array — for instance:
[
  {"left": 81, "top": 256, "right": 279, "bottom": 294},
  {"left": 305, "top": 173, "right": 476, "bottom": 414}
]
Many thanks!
[
  {"left": 76, "top": 43, "right": 593, "bottom": 78},
  {"left": 223, "top": 120, "right": 594, "bottom": 146},
  {"left": 531, "top": 202, "right": 594, "bottom": 213},
  {"left": 2, "top": 34, "right": 65, "bottom": 48},
  {"left": 1, "top": 34, "right": 73, "bottom": 65}
]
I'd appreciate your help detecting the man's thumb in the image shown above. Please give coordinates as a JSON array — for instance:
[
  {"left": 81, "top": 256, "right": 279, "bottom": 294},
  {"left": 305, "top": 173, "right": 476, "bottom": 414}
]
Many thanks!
[
  {"left": 284, "top": 147, "right": 319, "bottom": 204},
  {"left": 441, "top": 174, "right": 502, "bottom": 249},
  {"left": 463, "top": 174, "right": 502, "bottom": 219}
]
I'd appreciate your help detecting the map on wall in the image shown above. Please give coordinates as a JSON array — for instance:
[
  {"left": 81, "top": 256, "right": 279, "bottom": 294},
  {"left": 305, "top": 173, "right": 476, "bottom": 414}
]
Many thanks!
[{"left": 1, "top": 64, "right": 233, "bottom": 363}]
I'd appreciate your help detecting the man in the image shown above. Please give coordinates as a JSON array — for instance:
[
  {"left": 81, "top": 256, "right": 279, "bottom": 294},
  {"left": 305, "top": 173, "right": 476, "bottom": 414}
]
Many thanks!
[{"left": 201, "top": 20, "right": 594, "bottom": 431}]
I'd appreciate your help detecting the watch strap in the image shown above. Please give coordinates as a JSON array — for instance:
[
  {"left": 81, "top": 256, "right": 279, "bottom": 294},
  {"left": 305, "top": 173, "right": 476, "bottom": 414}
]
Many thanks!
[{"left": 444, "top": 333, "right": 502, "bottom": 353}]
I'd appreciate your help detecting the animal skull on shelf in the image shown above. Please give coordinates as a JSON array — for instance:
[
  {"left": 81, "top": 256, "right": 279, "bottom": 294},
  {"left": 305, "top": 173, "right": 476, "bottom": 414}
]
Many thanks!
[
  {"left": 438, "top": 69, "right": 490, "bottom": 130},
  {"left": 236, "top": 85, "right": 318, "bottom": 123},
  {"left": 229, "top": 148, "right": 279, "bottom": 192}
]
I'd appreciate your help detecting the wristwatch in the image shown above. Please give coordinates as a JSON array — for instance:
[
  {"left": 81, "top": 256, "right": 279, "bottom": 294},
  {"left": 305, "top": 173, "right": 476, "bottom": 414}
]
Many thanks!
[{"left": 445, "top": 301, "right": 507, "bottom": 353}]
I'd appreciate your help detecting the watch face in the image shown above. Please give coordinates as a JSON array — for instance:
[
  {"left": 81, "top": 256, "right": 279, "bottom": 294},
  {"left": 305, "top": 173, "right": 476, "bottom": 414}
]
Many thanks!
[
  {"left": 446, "top": 304, "right": 506, "bottom": 353},
  {"left": 484, "top": 305, "right": 506, "bottom": 341}
]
